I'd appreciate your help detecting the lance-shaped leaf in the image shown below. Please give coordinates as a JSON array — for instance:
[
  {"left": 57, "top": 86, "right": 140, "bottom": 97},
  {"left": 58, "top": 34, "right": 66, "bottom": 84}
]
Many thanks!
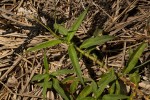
[
  {"left": 67, "top": 7, "right": 88, "bottom": 42},
  {"left": 123, "top": 42, "right": 147, "bottom": 74},
  {"left": 27, "top": 39, "right": 62, "bottom": 52},
  {"left": 70, "top": 80, "right": 79, "bottom": 94},
  {"left": 96, "top": 68, "right": 116, "bottom": 98},
  {"left": 102, "top": 94, "right": 129, "bottom": 100},
  {"left": 77, "top": 85, "right": 93, "bottom": 100},
  {"left": 68, "top": 44, "right": 84, "bottom": 85},
  {"left": 80, "top": 35, "right": 115, "bottom": 49},
  {"left": 54, "top": 23, "right": 68, "bottom": 35},
  {"left": 53, "top": 78, "right": 69, "bottom": 100}
]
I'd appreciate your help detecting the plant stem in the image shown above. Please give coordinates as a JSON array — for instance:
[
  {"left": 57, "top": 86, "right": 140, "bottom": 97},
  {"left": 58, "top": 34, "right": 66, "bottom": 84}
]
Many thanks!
[
  {"left": 75, "top": 46, "right": 103, "bottom": 67},
  {"left": 33, "top": 17, "right": 60, "bottom": 39}
]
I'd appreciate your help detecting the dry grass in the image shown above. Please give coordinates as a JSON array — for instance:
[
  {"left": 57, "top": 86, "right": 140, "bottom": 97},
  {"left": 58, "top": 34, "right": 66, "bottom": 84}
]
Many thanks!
[{"left": 0, "top": 0, "right": 150, "bottom": 100}]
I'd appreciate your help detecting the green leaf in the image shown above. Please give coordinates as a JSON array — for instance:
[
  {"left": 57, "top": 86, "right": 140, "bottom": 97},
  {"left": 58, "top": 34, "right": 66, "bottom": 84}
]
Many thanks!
[
  {"left": 53, "top": 78, "right": 69, "bottom": 100},
  {"left": 68, "top": 44, "right": 84, "bottom": 85},
  {"left": 43, "top": 74, "right": 50, "bottom": 99},
  {"left": 54, "top": 23, "right": 68, "bottom": 35},
  {"left": 51, "top": 69, "right": 74, "bottom": 76},
  {"left": 115, "top": 80, "right": 120, "bottom": 94},
  {"left": 96, "top": 68, "right": 116, "bottom": 98},
  {"left": 27, "top": 39, "right": 62, "bottom": 52},
  {"left": 37, "top": 81, "right": 52, "bottom": 88},
  {"left": 91, "top": 80, "right": 98, "bottom": 95},
  {"left": 70, "top": 80, "right": 79, "bottom": 94},
  {"left": 102, "top": 94, "right": 129, "bottom": 100},
  {"left": 62, "top": 76, "right": 79, "bottom": 84},
  {"left": 79, "top": 97, "right": 96, "bottom": 100},
  {"left": 67, "top": 7, "right": 88, "bottom": 42},
  {"left": 31, "top": 74, "right": 48, "bottom": 82},
  {"left": 43, "top": 52, "right": 49, "bottom": 73},
  {"left": 77, "top": 85, "right": 93, "bottom": 100},
  {"left": 123, "top": 42, "right": 147, "bottom": 74},
  {"left": 93, "top": 27, "right": 103, "bottom": 37},
  {"left": 109, "top": 82, "right": 115, "bottom": 94},
  {"left": 129, "top": 70, "right": 140, "bottom": 86},
  {"left": 80, "top": 35, "right": 115, "bottom": 49}
]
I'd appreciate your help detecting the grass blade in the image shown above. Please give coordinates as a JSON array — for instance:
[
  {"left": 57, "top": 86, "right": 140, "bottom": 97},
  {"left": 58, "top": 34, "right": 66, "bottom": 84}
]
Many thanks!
[
  {"left": 67, "top": 7, "right": 88, "bottom": 42},
  {"left": 68, "top": 44, "right": 84, "bottom": 85},
  {"left": 123, "top": 42, "right": 147, "bottom": 74},
  {"left": 27, "top": 39, "right": 62, "bottom": 52},
  {"left": 80, "top": 35, "right": 114, "bottom": 49},
  {"left": 53, "top": 78, "right": 69, "bottom": 100}
]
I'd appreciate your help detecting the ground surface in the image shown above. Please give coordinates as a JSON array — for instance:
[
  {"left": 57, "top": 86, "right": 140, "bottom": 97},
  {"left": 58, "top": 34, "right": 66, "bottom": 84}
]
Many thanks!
[{"left": 0, "top": 0, "right": 150, "bottom": 100}]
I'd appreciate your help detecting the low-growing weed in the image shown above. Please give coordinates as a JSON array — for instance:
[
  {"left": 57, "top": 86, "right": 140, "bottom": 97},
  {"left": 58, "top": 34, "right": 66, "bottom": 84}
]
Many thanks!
[{"left": 28, "top": 7, "right": 148, "bottom": 100}]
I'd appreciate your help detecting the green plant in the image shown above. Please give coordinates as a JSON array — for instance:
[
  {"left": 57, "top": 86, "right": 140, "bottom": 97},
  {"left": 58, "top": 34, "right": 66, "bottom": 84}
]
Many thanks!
[
  {"left": 27, "top": 7, "right": 148, "bottom": 100},
  {"left": 31, "top": 51, "right": 73, "bottom": 100}
]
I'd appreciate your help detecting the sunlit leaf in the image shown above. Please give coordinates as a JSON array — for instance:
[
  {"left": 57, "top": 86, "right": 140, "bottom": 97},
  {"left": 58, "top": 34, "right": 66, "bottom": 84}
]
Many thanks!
[
  {"left": 102, "top": 94, "right": 129, "bottom": 100},
  {"left": 68, "top": 44, "right": 84, "bottom": 85},
  {"left": 51, "top": 69, "right": 74, "bottom": 76},
  {"left": 96, "top": 68, "right": 116, "bottom": 98},
  {"left": 77, "top": 85, "right": 93, "bottom": 100},
  {"left": 54, "top": 23, "right": 68, "bottom": 35},
  {"left": 53, "top": 78, "right": 69, "bottom": 100},
  {"left": 27, "top": 39, "right": 62, "bottom": 52},
  {"left": 80, "top": 35, "right": 115, "bottom": 49},
  {"left": 67, "top": 7, "right": 88, "bottom": 42},
  {"left": 123, "top": 42, "right": 147, "bottom": 74}
]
